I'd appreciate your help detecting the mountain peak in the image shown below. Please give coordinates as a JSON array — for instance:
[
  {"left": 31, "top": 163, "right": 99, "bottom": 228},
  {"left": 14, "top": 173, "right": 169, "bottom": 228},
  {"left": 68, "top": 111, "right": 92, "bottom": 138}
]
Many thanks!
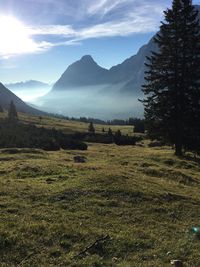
[
  {"left": 80, "top": 55, "right": 94, "bottom": 62},
  {"left": 52, "top": 55, "right": 108, "bottom": 90}
]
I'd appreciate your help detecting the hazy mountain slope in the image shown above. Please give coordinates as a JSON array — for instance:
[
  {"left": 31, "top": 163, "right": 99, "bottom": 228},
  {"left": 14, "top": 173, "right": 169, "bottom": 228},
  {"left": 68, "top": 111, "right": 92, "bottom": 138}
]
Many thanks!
[
  {"left": 108, "top": 38, "right": 157, "bottom": 94},
  {"left": 0, "top": 83, "right": 44, "bottom": 115}
]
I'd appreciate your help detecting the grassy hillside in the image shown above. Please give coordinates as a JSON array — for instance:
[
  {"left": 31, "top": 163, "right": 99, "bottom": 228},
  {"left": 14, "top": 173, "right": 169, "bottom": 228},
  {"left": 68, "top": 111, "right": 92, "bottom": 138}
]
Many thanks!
[
  {"left": 0, "top": 141, "right": 200, "bottom": 266},
  {"left": 0, "top": 112, "right": 135, "bottom": 136}
]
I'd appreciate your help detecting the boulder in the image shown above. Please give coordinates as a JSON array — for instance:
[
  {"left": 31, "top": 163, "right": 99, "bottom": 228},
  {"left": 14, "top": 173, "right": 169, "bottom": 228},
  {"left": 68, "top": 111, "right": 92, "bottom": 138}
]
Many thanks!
[
  {"left": 74, "top": 156, "right": 87, "bottom": 163},
  {"left": 171, "top": 260, "right": 183, "bottom": 267}
]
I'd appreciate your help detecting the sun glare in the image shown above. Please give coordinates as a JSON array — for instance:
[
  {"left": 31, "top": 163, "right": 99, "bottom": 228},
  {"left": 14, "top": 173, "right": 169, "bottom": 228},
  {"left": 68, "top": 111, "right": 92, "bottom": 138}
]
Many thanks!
[{"left": 0, "top": 15, "right": 39, "bottom": 58}]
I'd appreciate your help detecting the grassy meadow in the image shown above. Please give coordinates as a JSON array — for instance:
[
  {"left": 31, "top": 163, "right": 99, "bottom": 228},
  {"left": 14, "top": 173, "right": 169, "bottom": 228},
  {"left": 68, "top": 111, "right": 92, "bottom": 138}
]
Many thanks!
[
  {"left": 0, "top": 113, "right": 200, "bottom": 266},
  {"left": 15, "top": 113, "right": 135, "bottom": 136}
]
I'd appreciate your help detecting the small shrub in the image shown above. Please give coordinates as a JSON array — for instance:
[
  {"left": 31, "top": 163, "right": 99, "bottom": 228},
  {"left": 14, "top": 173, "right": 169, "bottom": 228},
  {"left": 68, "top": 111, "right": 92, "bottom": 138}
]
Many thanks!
[{"left": 114, "top": 135, "right": 142, "bottom": 146}]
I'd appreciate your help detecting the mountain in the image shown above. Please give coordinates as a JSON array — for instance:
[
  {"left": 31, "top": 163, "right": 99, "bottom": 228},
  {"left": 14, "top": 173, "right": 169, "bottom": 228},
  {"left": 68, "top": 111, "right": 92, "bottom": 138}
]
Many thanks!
[
  {"left": 38, "top": 40, "right": 155, "bottom": 119},
  {"left": 0, "top": 83, "right": 44, "bottom": 115},
  {"left": 52, "top": 55, "right": 108, "bottom": 90},
  {"left": 5, "top": 80, "right": 51, "bottom": 103},
  {"left": 108, "top": 38, "right": 156, "bottom": 94},
  {"left": 51, "top": 40, "right": 156, "bottom": 97},
  {"left": 35, "top": 40, "right": 156, "bottom": 119},
  {"left": 6, "top": 80, "right": 50, "bottom": 90}
]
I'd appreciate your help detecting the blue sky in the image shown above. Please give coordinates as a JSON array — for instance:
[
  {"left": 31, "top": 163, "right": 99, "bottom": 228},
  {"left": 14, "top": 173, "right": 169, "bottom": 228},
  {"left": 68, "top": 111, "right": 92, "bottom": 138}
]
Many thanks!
[{"left": 0, "top": 0, "right": 200, "bottom": 84}]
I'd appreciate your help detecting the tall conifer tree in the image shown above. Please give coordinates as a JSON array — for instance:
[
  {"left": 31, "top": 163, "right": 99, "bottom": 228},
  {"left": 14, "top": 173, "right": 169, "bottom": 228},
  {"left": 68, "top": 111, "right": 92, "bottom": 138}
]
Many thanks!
[{"left": 142, "top": 0, "right": 200, "bottom": 155}]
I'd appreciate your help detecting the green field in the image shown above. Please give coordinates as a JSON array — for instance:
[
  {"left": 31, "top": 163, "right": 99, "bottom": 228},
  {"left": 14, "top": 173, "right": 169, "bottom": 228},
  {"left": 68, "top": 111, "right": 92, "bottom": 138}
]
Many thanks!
[{"left": 0, "top": 114, "right": 200, "bottom": 266}]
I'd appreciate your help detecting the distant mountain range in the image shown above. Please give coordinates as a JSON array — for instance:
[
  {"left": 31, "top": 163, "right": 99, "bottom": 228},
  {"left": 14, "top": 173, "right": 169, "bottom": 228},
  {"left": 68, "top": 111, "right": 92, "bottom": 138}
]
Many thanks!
[
  {"left": 6, "top": 80, "right": 50, "bottom": 90},
  {"left": 0, "top": 83, "right": 44, "bottom": 115},
  {"left": 5, "top": 80, "right": 51, "bottom": 103}
]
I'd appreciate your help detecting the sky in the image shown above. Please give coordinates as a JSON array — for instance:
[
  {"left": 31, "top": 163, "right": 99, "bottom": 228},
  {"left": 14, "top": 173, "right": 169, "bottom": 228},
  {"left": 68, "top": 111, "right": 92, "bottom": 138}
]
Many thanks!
[{"left": 0, "top": 0, "right": 200, "bottom": 84}]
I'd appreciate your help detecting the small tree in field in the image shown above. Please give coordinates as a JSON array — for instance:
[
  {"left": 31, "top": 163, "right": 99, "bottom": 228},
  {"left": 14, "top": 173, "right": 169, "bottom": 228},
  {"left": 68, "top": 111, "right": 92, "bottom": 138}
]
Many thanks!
[
  {"left": 88, "top": 122, "right": 95, "bottom": 134},
  {"left": 115, "top": 130, "right": 122, "bottom": 138},
  {"left": 108, "top": 128, "right": 113, "bottom": 137},
  {"left": 142, "top": 0, "right": 200, "bottom": 156},
  {"left": 8, "top": 101, "right": 18, "bottom": 121}
]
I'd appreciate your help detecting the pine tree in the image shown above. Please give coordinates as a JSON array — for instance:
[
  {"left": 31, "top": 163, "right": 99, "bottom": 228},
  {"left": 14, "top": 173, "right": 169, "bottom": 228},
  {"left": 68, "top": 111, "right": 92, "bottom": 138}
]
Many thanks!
[
  {"left": 142, "top": 0, "right": 200, "bottom": 156},
  {"left": 8, "top": 101, "right": 18, "bottom": 121},
  {"left": 132, "top": 119, "right": 145, "bottom": 133},
  {"left": 115, "top": 130, "right": 122, "bottom": 138},
  {"left": 108, "top": 128, "right": 113, "bottom": 137},
  {"left": 88, "top": 122, "right": 95, "bottom": 134},
  {"left": 0, "top": 105, "right": 3, "bottom": 113}
]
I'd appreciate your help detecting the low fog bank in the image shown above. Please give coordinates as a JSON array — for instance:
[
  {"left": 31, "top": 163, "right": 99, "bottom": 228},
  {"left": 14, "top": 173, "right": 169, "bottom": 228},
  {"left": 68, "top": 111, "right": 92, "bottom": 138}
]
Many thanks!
[
  {"left": 8, "top": 87, "right": 51, "bottom": 102},
  {"left": 31, "top": 85, "right": 144, "bottom": 120}
]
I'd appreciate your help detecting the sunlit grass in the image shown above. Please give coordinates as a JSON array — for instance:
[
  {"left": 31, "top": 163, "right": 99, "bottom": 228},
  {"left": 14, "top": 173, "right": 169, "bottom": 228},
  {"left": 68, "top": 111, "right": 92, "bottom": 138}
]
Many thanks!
[
  {"left": 7, "top": 112, "right": 136, "bottom": 136},
  {"left": 0, "top": 141, "right": 200, "bottom": 266}
]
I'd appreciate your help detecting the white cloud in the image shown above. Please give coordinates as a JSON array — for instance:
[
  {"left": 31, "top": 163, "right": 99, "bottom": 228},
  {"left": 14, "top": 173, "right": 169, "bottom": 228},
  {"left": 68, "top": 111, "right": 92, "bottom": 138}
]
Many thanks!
[
  {"left": 31, "top": 15, "right": 159, "bottom": 41},
  {"left": 30, "top": 25, "right": 76, "bottom": 36},
  {"left": 87, "top": 0, "right": 133, "bottom": 16},
  {"left": 31, "top": 0, "right": 164, "bottom": 41},
  {"left": 78, "top": 9, "right": 160, "bottom": 39},
  {"left": 0, "top": 0, "right": 166, "bottom": 59},
  {"left": 31, "top": 1, "right": 163, "bottom": 42}
]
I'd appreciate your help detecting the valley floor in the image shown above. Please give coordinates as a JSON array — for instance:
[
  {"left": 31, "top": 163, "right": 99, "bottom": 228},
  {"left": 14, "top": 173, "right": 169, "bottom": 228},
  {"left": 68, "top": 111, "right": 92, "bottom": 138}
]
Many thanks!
[{"left": 0, "top": 144, "right": 200, "bottom": 266}]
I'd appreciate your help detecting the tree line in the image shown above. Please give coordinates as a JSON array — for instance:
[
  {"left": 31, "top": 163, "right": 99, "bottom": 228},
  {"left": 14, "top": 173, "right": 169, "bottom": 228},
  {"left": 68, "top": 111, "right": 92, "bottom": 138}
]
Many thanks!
[{"left": 45, "top": 113, "right": 145, "bottom": 134}]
